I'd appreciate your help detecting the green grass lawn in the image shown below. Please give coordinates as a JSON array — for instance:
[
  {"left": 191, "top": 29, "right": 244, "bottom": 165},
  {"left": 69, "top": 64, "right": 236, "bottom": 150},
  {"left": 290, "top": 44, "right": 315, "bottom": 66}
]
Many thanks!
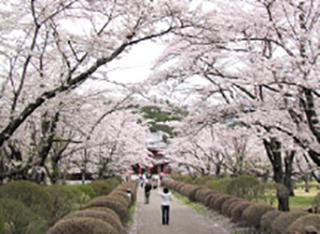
[
  {"left": 260, "top": 187, "right": 319, "bottom": 211},
  {"left": 290, "top": 188, "right": 318, "bottom": 211}
]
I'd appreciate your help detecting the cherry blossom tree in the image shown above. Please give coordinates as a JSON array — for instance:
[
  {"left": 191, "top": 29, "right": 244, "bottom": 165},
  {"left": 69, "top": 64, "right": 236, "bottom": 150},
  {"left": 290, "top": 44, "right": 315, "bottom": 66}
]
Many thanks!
[
  {"left": 0, "top": 0, "right": 202, "bottom": 183},
  {"left": 0, "top": 0, "right": 197, "bottom": 147},
  {"left": 163, "top": 102, "right": 270, "bottom": 178},
  {"left": 150, "top": 0, "right": 320, "bottom": 211}
]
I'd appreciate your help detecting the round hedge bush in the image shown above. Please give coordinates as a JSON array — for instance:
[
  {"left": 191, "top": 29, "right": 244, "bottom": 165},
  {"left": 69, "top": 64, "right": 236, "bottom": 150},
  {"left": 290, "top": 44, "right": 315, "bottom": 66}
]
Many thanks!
[
  {"left": 194, "top": 188, "right": 217, "bottom": 204},
  {"left": 226, "top": 175, "right": 261, "bottom": 201},
  {"left": 84, "top": 197, "right": 129, "bottom": 224},
  {"left": 230, "top": 201, "right": 253, "bottom": 223},
  {"left": 207, "top": 193, "right": 225, "bottom": 210},
  {"left": 106, "top": 194, "right": 130, "bottom": 208},
  {"left": 271, "top": 211, "right": 307, "bottom": 234},
  {"left": 240, "top": 204, "right": 275, "bottom": 228},
  {"left": 72, "top": 185, "right": 96, "bottom": 199},
  {"left": 206, "top": 178, "right": 231, "bottom": 193},
  {"left": 0, "top": 198, "right": 47, "bottom": 234},
  {"left": 221, "top": 198, "right": 242, "bottom": 216},
  {"left": 108, "top": 191, "right": 131, "bottom": 207},
  {"left": 69, "top": 185, "right": 96, "bottom": 209},
  {"left": 114, "top": 181, "right": 137, "bottom": 203},
  {"left": 45, "top": 185, "right": 78, "bottom": 224},
  {"left": 0, "top": 180, "right": 53, "bottom": 220},
  {"left": 64, "top": 209, "right": 125, "bottom": 234},
  {"left": 84, "top": 207, "right": 121, "bottom": 223},
  {"left": 203, "top": 191, "right": 220, "bottom": 207},
  {"left": 213, "top": 194, "right": 234, "bottom": 213},
  {"left": 260, "top": 210, "right": 282, "bottom": 233},
  {"left": 173, "top": 182, "right": 184, "bottom": 193},
  {"left": 286, "top": 214, "right": 320, "bottom": 233},
  {"left": 187, "top": 185, "right": 203, "bottom": 202},
  {"left": 105, "top": 177, "right": 122, "bottom": 190},
  {"left": 90, "top": 180, "right": 112, "bottom": 196},
  {"left": 194, "top": 176, "right": 216, "bottom": 185},
  {"left": 161, "top": 180, "right": 175, "bottom": 189},
  {"left": 47, "top": 217, "right": 118, "bottom": 234}
]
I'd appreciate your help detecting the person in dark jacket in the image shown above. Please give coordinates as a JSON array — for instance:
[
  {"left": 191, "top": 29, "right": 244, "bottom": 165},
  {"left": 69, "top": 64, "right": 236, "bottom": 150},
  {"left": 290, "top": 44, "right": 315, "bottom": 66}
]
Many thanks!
[{"left": 144, "top": 180, "right": 152, "bottom": 204}]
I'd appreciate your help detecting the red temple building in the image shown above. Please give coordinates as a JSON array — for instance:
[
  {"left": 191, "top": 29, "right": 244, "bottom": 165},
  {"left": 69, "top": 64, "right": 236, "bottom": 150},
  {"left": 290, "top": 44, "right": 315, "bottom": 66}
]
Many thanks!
[
  {"left": 131, "top": 148, "right": 170, "bottom": 177},
  {"left": 127, "top": 132, "right": 171, "bottom": 180}
]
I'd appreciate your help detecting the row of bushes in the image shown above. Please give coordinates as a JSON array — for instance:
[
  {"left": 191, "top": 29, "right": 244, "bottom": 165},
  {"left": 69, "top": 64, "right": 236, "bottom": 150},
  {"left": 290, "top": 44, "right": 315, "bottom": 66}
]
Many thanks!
[
  {"left": 48, "top": 180, "right": 137, "bottom": 234},
  {"left": 161, "top": 178, "right": 320, "bottom": 233},
  {"left": 171, "top": 173, "right": 268, "bottom": 201},
  {"left": 0, "top": 177, "right": 122, "bottom": 233}
]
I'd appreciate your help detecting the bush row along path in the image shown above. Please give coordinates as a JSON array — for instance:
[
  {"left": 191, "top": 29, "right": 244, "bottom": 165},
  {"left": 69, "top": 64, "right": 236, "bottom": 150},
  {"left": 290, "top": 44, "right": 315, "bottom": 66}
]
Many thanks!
[{"left": 128, "top": 186, "right": 230, "bottom": 234}]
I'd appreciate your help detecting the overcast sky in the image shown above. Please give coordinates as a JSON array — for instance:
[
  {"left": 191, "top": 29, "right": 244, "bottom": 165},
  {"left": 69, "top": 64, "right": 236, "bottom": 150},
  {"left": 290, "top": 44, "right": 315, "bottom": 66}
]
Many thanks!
[{"left": 107, "top": 41, "right": 165, "bottom": 83}]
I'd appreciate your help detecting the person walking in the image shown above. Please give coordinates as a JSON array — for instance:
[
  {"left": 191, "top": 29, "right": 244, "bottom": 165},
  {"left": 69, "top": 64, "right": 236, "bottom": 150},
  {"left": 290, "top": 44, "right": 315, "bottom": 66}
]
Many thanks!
[
  {"left": 144, "top": 180, "right": 152, "bottom": 204},
  {"left": 158, "top": 187, "right": 172, "bottom": 225}
]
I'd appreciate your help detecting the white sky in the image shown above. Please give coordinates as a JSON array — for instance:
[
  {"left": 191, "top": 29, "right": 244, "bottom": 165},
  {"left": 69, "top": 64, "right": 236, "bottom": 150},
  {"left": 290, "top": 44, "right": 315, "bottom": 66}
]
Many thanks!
[{"left": 107, "top": 41, "right": 165, "bottom": 83}]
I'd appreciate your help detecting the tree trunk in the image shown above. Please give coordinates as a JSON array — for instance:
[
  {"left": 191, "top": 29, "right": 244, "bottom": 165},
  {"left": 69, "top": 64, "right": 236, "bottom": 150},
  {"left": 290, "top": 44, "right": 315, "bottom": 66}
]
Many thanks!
[
  {"left": 304, "top": 175, "right": 310, "bottom": 192},
  {"left": 278, "top": 196, "right": 290, "bottom": 212},
  {"left": 81, "top": 169, "right": 86, "bottom": 185},
  {"left": 215, "top": 162, "right": 221, "bottom": 178},
  {"left": 50, "top": 159, "right": 60, "bottom": 184},
  {"left": 284, "top": 151, "right": 295, "bottom": 196},
  {"left": 264, "top": 138, "right": 290, "bottom": 211}
]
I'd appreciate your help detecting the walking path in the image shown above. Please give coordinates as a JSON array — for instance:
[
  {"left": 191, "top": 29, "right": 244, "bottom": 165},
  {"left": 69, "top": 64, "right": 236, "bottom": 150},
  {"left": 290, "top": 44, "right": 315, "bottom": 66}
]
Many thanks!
[{"left": 128, "top": 186, "right": 230, "bottom": 234}]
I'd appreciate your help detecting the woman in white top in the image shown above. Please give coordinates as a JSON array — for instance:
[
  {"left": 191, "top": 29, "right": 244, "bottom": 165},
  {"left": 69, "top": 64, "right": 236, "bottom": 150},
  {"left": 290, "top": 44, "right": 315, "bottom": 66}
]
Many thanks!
[{"left": 158, "top": 187, "right": 172, "bottom": 225}]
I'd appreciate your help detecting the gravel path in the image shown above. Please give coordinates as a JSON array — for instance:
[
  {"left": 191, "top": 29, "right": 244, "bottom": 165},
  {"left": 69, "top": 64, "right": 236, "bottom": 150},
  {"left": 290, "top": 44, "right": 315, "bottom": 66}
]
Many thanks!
[{"left": 128, "top": 186, "right": 231, "bottom": 234}]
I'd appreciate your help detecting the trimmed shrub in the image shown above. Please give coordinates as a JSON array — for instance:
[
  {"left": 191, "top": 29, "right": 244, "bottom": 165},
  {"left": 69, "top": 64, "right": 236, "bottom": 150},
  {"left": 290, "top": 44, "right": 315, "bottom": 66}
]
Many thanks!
[
  {"left": 161, "top": 179, "right": 175, "bottom": 189},
  {"left": 110, "top": 190, "right": 131, "bottom": 204},
  {"left": 47, "top": 217, "right": 118, "bottom": 234},
  {"left": 0, "top": 198, "right": 47, "bottom": 234},
  {"left": 286, "top": 214, "right": 320, "bottom": 233},
  {"left": 203, "top": 191, "right": 220, "bottom": 206},
  {"left": 84, "top": 197, "right": 129, "bottom": 224},
  {"left": 230, "top": 201, "right": 253, "bottom": 223},
  {"left": 173, "top": 182, "right": 184, "bottom": 193},
  {"left": 0, "top": 180, "right": 53, "bottom": 220},
  {"left": 45, "top": 185, "right": 79, "bottom": 224},
  {"left": 207, "top": 193, "right": 224, "bottom": 209},
  {"left": 0, "top": 204, "right": 4, "bottom": 234},
  {"left": 227, "top": 199, "right": 247, "bottom": 217},
  {"left": 72, "top": 185, "right": 96, "bottom": 199},
  {"left": 226, "top": 175, "right": 262, "bottom": 201},
  {"left": 85, "top": 207, "right": 121, "bottom": 222},
  {"left": 105, "top": 177, "right": 122, "bottom": 190},
  {"left": 206, "top": 178, "right": 231, "bottom": 193},
  {"left": 260, "top": 210, "right": 282, "bottom": 233},
  {"left": 221, "top": 198, "right": 242, "bottom": 216},
  {"left": 114, "top": 181, "right": 137, "bottom": 204},
  {"left": 71, "top": 185, "right": 96, "bottom": 208},
  {"left": 184, "top": 176, "right": 196, "bottom": 184},
  {"left": 240, "top": 204, "right": 275, "bottom": 228},
  {"left": 105, "top": 193, "right": 130, "bottom": 208},
  {"left": 90, "top": 180, "right": 112, "bottom": 196},
  {"left": 186, "top": 185, "right": 203, "bottom": 202},
  {"left": 194, "top": 176, "right": 216, "bottom": 185},
  {"left": 194, "top": 188, "right": 216, "bottom": 204},
  {"left": 171, "top": 172, "right": 191, "bottom": 182},
  {"left": 271, "top": 211, "right": 307, "bottom": 234},
  {"left": 213, "top": 194, "right": 234, "bottom": 212},
  {"left": 64, "top": 209, "right": 125, "bottom": 234}
]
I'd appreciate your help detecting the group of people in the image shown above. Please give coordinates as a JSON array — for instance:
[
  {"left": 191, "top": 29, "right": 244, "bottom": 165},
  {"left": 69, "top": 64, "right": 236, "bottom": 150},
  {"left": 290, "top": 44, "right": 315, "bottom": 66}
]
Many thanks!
[{"left": 139, "top": 175, "right": 172, "bottom": 225}]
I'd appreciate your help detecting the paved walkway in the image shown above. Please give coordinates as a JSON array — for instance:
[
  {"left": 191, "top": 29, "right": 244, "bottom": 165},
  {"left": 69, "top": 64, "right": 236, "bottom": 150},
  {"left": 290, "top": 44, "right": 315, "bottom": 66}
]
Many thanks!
[{"left": 128, "top": 186, "right": 230, "bottom": 234}]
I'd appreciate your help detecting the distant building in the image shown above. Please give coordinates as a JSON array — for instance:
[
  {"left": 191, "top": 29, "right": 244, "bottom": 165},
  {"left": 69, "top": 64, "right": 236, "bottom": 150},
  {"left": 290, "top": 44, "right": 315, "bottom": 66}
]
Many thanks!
[{"left": 130, "top": 132, "right": 170, "bottom": 179}]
